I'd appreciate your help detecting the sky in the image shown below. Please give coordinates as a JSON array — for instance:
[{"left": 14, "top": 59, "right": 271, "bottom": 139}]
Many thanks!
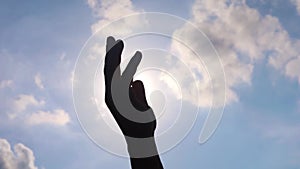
[{"left": 0, "top": 0, "right": 300, "bottom": 169}]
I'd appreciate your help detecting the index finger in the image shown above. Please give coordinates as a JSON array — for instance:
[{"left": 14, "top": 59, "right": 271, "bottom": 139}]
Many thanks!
[{"left": 122, "top": 51, "right": 142, "bottom": 84}]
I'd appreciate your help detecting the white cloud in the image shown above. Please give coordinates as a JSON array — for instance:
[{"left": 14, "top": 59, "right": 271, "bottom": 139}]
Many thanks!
[
  {"left": 285, "top": 56, "right": 300, "bottom": 83},
  {"left": 0, "top": 138, "right": 39, "bottom": 169},
  {"left": 27, "top": 109, "right": 70, "bottom": 126},
  {"left": 0, "top": 80, "right": 13, "bottom": 89},
  {"left": 7, "top": 94, "right": 70, "bottom": 126},
  {"left": 169, "top": 0, "right": 300, "bottom": 106},
  {"left": 85, "top": 0, "right": 300, "bottom": 108},
  {"left": 82, "top": 0, "right": 147, "bottom": 81},
  {"left": 10, "top": 94, "right": 45, "bottom": 119},
  {"left": 87, "top": 0, "right": 145, "bottom": 34},
  {"left": 291, "top": 0, "right": 300, "bottom": 14},
  {"left": 34, "top": 73, "right": 44, "bottom": 90},
  {"left": 87, "top": 0, "right": 97, "bottom": 9}
]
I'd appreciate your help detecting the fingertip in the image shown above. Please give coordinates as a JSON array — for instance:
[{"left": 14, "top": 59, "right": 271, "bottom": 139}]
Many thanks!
[
  {"left": 107, "top": 36, "right": 115, "bottom": 42},
  {"left": 109, "top": 40, "right": 123, "bottom": 53},
  {"left": 133, "top": 51, "right": 142, "bottom": 64},
  {"left": 106, "top": 36, "right": 116, "bottom": 52},
  {"left": 107, "top": 36, "right": 115, "bottom": 46},
  {"left": 135, "top": 51, "right": 142, "bottom": 59},
  {"left": 133, "top": 80, "right": 144, "bottom": 87},
  {"left": 116, "top": 39, "right": 124, "bottom": 47}
]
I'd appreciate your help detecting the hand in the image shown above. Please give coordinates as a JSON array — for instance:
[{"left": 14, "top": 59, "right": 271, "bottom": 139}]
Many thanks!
[
  {"left": 104, "top": 36, "right": 164, "bottom": 168},
  {"left": 104, "top": 36, "right": 156, "bottom": 138}
]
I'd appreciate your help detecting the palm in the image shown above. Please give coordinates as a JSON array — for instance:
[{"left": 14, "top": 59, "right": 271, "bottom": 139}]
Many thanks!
[{"left": 104, "top": 36, "right": 156, "bottom": 138}]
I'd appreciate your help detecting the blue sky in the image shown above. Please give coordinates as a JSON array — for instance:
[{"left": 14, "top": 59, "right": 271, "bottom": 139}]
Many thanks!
[{"left": 1, "top": 0, "right": 300, "bottom": 169}]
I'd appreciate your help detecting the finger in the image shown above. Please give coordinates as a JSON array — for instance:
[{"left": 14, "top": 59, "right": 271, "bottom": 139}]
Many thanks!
[
  {"left": 129, "top": 80, "right": 150, "bottom": 111},
  {"left": 104, "top": 39, "right": 124, "bottom": 81},
  {"left": 122, "top": 51, "right": 142, "bottom": 84},
  {"left": 106, "top": 36, "right": 116, "bottom": 52},
  {"left": 132, "top": 80, "right": 149, "bottom": 107}
]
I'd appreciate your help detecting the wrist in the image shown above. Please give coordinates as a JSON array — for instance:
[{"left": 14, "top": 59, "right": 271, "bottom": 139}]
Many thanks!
[{"left": 125, "top": 136, "right": 159, "bottom": 158}]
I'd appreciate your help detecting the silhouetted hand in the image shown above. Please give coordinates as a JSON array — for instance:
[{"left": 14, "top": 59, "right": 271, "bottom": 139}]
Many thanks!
[
  {"left": 104, "top": 36, "right": 163, "bottom": 169},
  {"left": 104, "top": 36, "right": 156, "bottom": 138}
]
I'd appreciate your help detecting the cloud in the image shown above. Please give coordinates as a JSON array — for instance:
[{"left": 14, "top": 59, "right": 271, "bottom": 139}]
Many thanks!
[
  {"left": 34, "top": 73, "right": 44, "bottom": 90},
  {"left": 169, "top": 0, "right": 300, "bottom": 106},
  {"left": 87, "top": 0, "right": 144, "bottom": 34},
  {"left": 6, "top": 94, "right": 70, "bottom": 126},
  {"left": 291, "top": 0, "right": 300, "bottom": 14},
  {"left": 87, "top": 0, "right": 97, "bottom": 9},
  {"left": 0, "top": 138, "right": 39, "bottom": 169},
  {"left": 285, "top": 56, "right": 300, "bottom": 83},
  {"left": 27, "top": 109, "right": 70, "bottom": 126},
  {"left": 0, "top": 80, "right": 13, "bottom": 89},
  {"left": 85, "top": 0, "right": 300, "bottom": 108},
  {"left": 10, "top": 94, "right": 45, "bottom": 119}
]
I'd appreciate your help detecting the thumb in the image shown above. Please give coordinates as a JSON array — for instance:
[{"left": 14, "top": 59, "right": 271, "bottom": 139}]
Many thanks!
[{"left": 129, "top": 80, "right": 150, "bottom": 111}]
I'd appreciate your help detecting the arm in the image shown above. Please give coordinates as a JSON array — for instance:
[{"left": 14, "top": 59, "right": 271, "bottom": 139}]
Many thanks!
[
  {"left": 104, "top": 36, "right": 164, "bottom": 169},
  {"left": 128, "top": 138, "right": 163, "bottom": 169}
]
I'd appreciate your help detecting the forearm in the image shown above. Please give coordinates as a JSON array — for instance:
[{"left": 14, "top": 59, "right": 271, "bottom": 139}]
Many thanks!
[
  {"left": 130, "top": 155, "right": 163, "bottom": 169},
  {"left": 126, "top": 137, "right": 164, "bottom": 169}
]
